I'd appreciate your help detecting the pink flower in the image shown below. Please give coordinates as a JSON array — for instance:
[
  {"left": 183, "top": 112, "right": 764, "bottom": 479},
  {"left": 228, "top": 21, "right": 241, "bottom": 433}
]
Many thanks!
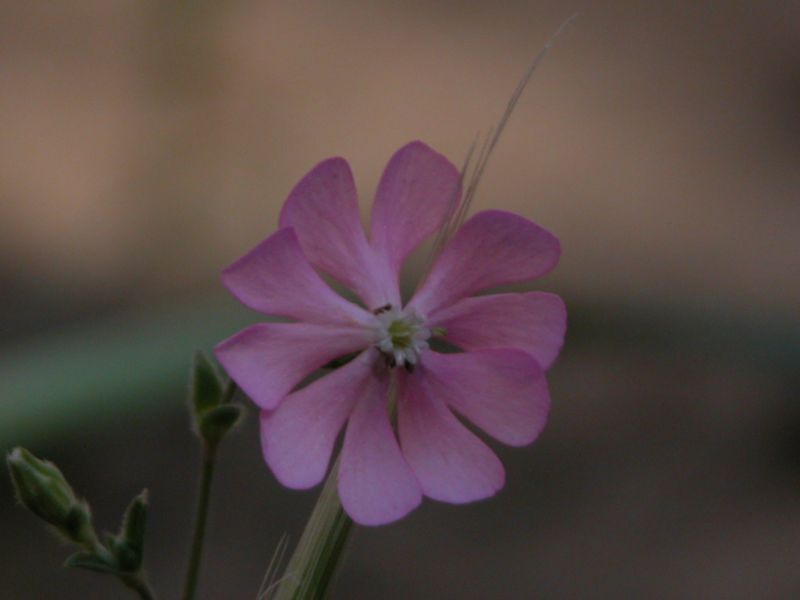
[{"left": 216, "top": 141, "right": 565, "bottom": 526}]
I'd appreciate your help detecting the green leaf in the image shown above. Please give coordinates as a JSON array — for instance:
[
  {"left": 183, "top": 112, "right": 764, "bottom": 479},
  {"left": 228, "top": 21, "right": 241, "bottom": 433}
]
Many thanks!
[{"left": 64, "top": 552, "right": 118, "bottom": 575}]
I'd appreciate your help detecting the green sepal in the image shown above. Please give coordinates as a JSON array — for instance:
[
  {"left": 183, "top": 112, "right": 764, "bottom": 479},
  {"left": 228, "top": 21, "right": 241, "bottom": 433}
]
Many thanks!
[
  {"left": 189, "top": 351, "right": 224, "bottom": 418},
  {"left": 111, "top": 539, "right": 141, "bottom": 573},
  {"left": 62, "top": 501, "right": 94, "bottom": 544},
  {"left": 109, "top": 489, "right": 148, "bottom": 572},
  {"left": 121, "top": 490, "right": 148, "bottom": 551},
  {"left": 199, "top": 403, "right": 243, "bottom": 445},
  {"left": 64, "top": 552, "right": 118, "bottom": 575}
]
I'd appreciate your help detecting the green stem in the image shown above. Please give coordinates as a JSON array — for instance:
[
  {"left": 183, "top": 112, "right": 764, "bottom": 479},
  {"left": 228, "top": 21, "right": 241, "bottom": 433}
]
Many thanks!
[
  {"left": 273, "top": 459, "right": 354, "bottom": 600},
  {"left": 121, "top": 573, "right": 157, "bottom": 600},
  {"left": 86, "top": 534, "right": 158, "bottom": 600},
  {"left": 181, "top": 443, "right": 218, "bottom": 600}
]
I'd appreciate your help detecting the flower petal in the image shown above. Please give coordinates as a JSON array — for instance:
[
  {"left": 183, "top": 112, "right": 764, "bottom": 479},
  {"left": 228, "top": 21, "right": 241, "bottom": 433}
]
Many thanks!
[
  {"left": 279, "top": 157, "right": 398, "bottom": 309},
  {"left": 261, "top": 350, "right": 376, "bottom": 489},
  {"left": 222, "top": 227, "right": 371, "bottom": 326},
  {"left": 370, "top": 141, "right": 461, "bottom": 274},
  {"left": 409, "top": 210, "right": 560, "bottom": 316},
  {"left": 338, "top": 364, "right": 422, "bottom": 526},
  {"left": 428, "top": 292, "right": 566, "bottom": 370},
  {"left": 418, "top": 349, "right": 550, "bottom": 447},
  {"left": 214, "top": 322, "right": 371, "bottom": 410},
  {"left": 397, "top": 368, "right": 505, "bottom": 503}
]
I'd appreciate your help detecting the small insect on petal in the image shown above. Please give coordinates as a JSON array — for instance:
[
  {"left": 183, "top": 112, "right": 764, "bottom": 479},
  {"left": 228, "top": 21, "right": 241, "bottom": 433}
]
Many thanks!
[{"left": 373, "top": 304, "right": 393, "bottom": 315}]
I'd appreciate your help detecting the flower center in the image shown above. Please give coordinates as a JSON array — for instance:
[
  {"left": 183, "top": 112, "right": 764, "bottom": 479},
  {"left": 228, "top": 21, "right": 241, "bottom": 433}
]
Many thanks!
[{"left": 372, "top": 304, "right": 430, "bottom": 371}]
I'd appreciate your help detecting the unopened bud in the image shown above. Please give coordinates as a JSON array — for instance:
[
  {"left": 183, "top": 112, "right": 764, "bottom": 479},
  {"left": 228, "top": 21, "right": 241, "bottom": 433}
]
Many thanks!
[
  {"left": 7, "top": 448, "right": 80, "bottom": 533},
  {"left": 189, "top": 351, "right": 224, "bottom": 419},
  {"left": 188, "top": 352, "right": 243, "bottom": 445}
]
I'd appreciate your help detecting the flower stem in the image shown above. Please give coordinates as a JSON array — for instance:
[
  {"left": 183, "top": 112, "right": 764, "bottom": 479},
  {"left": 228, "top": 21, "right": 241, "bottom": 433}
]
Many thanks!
[
  {"left": 272, "top": 459, "right": 353, "bottom": 600},
  {"left": 86, "top": 530, "right": 158, "bottom": 600},
  {"left": 120, "top": 573, "right": 158, "bottom": 600},
  {"left": 181, "top": 443, "right": 218, "bottom": 600}
]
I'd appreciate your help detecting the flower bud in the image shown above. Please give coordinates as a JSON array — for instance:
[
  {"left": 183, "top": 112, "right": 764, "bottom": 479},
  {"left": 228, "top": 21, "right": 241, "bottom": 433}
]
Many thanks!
[
  {"left": 189, "top": 351, "right": 224, "bottom": 419},
  {"left": 7, "top": 448, "right": 81, "bottom": 532},
  {"left": 199, "top": 404, "right": 243, "bottom": 446},
  {"left": 189, "top": 351, "right": 243, "bottom": 446}
]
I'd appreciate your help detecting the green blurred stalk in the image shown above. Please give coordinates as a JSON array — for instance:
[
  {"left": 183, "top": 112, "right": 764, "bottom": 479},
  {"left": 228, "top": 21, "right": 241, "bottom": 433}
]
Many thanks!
[{"left": 0, "top": 295, "right": 252, "bottom": 448}]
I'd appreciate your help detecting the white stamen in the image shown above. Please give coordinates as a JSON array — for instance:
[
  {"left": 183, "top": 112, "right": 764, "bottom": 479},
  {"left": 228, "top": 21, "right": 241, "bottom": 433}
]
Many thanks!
[{"left": 372, "top": 306, "right": 431, "bottom": 368}]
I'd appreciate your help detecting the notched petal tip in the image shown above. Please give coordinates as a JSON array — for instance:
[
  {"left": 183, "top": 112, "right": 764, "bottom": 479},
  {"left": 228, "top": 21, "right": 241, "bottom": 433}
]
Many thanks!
[
  {"left": 397, "top": 371, "right": 507, "bottom": 505},
  {"left": 219, "top": 226, "right": 371, "bottom": 325},
  {"left": 428, "top": 291, "right": 567, "bottom": 372},
  {"left": 278, "top": 156, "right": 354, "bottom": 229},
  {"left": 337, "top": 390, "right": 423, "bottom": 526},
  {"left": 214, "top": 322, "right": 372, "bottom": 411},
  {"left": 419, "top": 348, "right": 552, "bottom": 449},
  {"left": 410, "top": 209, "right": 562, "bottom": 316},
  {"left": 474, "top": 208, "right": 562, "bottom": 272},
  {"left": 219, "top": 226, "right": 296, "bottom": 294},
  {"left": 370, "top": 141, "right": 462, "bottom": 275},
  {"left": 394, "top": 140, "right": 457, "bottom": 166},
  {"left": 276, "top": 152, "right": 397, "bottom": 308},
  {"left": 340, "top": 487, "right": 422, "bottom": 527},
  {"left": 260, "top": 410, "right": 327, "bottom": 491}
]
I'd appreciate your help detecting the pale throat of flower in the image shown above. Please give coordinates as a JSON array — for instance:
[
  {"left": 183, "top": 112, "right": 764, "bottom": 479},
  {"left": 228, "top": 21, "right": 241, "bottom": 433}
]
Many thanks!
[{"left": 371, "top": 304, "right": 437, "bottom": 372}]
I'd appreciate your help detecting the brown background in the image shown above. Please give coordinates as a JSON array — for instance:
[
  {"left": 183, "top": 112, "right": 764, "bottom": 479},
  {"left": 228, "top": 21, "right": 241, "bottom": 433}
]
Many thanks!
[{"left": 1, "top": 2, "right": 798, "bottom": 599}]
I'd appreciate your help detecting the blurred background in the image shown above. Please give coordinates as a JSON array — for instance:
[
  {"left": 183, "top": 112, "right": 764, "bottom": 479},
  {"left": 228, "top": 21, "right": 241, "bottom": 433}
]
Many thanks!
[{"left": 2, "top": 1, "right": 799, "bottom": 598}]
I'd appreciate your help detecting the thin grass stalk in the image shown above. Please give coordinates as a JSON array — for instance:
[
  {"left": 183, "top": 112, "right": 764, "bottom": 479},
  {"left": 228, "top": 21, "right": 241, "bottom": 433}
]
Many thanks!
[{"left": 270, "top": 458, "right": 352, "bottom": 600}]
